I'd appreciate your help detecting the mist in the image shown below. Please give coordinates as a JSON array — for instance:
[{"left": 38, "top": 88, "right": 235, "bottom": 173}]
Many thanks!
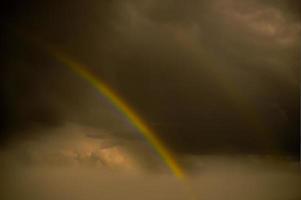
[
  {"left": 1, "top": 154, "right": 300, "bottom": 200},
  {"left": 0, "top": 124, "right": 300, "bottom": 200}
]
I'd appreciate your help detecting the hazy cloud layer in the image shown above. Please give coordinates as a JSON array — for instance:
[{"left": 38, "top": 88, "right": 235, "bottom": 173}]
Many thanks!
[{"left": 1, "top": 154, "right": 300, "bottom": 200}]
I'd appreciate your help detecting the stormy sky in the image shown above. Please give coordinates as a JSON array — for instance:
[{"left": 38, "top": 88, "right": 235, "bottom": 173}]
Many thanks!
[
  {"left": 1, "top": 0, "right": 300, "bottom": 199},
  {"left": 2, "top": 0, "right": 300, "bottom": 156}
]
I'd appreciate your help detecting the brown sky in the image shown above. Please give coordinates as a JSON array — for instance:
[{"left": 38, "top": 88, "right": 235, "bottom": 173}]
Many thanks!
[{"left": 1, "top": 0, "right": 300, "bottom": 158}]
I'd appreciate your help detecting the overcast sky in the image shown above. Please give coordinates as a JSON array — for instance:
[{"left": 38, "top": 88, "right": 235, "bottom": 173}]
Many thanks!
[{"left": 1, "top": 0, "right": 300, "bottom": 164}]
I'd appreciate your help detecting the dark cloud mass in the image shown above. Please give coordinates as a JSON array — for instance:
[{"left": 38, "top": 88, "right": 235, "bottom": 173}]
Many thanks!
[{"left": 2, "top": 0, "right": 299, "bottom": 155}]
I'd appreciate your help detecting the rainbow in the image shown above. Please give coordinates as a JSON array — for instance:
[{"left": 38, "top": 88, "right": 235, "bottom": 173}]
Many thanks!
[{"left": 52, "top": 51, "right": 186, "bottom": 179}]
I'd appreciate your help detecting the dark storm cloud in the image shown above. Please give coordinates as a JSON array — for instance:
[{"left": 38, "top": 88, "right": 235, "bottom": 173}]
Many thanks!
[{"left": 1, "top": 0, "right": 300, "bottom": 157}]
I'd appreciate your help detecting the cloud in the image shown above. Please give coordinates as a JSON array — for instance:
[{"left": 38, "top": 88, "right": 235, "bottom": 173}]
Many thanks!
[
  {"left": 0, "top": 153, "right": 300, "bottom": 200},
  {"left": 1, "top": 0, "right": 300, "bottom": 156},
  {"left": 0, "top": 124, "right": 140, "bottom": 170}
]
